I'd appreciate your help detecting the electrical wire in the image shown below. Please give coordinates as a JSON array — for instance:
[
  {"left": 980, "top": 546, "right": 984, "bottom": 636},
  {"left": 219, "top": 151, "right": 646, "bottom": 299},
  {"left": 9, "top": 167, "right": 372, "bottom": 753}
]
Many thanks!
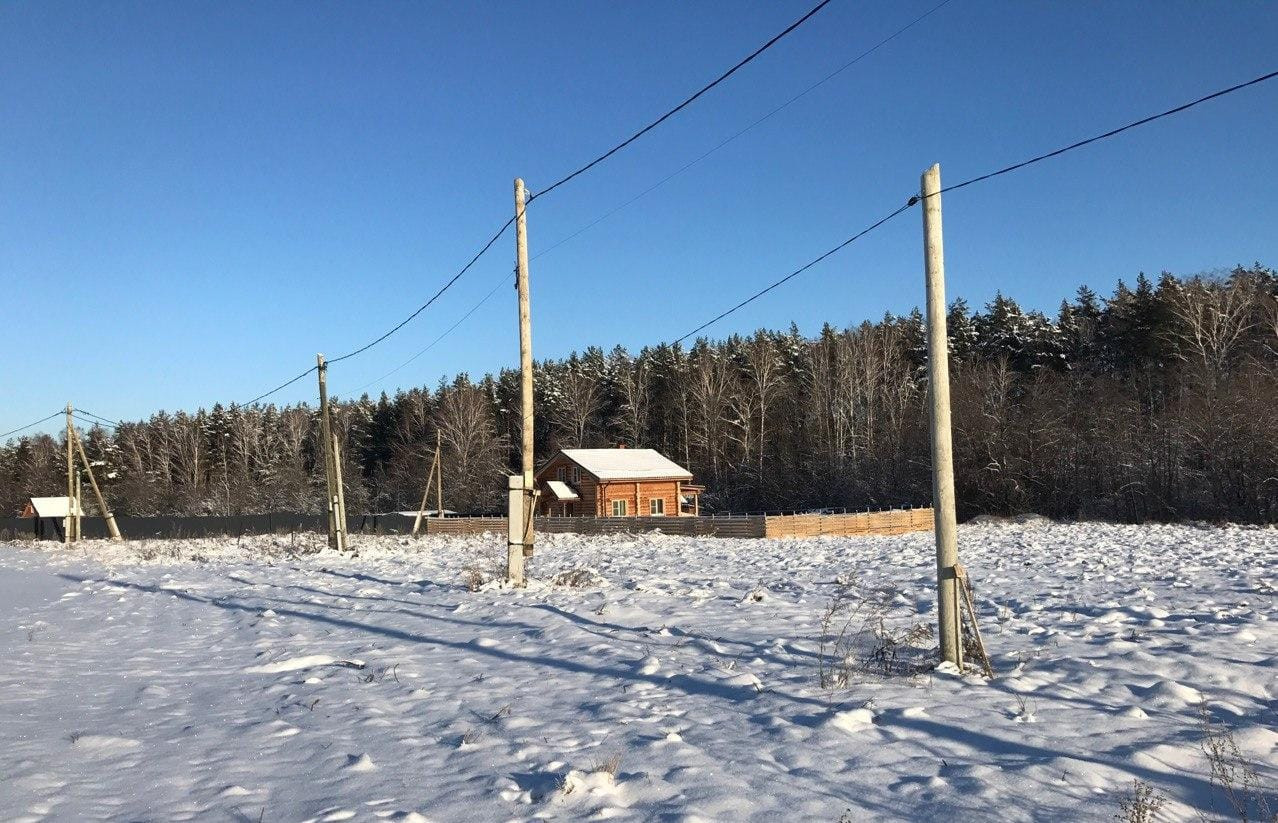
[
  {"left": 72, "top": 412, "right": 116, "bottom": 430},
  {"left": 234, "top": 2, "right": 839, "bottom": 402},
  {"left": 240, "top": 365, "right": 320, "bottom": 408},
  {"left": 0, "top": 410, "right": 64, "bottom": 441},
  {"left": 939, "top": 68, "right": 1278, "bottom": 195},
  {"left": 528, "top": 0, "right": 836, "bottom": 202},
  {"left": 333, "top": 269, "right": 511, "bottom": 399},
  {"left": 74, "top": 409, "right": 119, "bottom": 427},
  {"left": 674, "top": 67, "right": 1278, "bottom": 342},
  {"left": 673, "top": 199, "right": 917, "bottom": 343},
  {"left": 533, "top": 0, "right": 954, "bottom": 262},
  {"left": 327, "top": 214, "right": 517, "bottom": 364}
]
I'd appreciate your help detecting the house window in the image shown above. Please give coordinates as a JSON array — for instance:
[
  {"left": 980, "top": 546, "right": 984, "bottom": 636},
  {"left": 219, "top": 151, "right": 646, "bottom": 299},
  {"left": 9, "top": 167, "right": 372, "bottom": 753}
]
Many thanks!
[
  {"left": 556, "top": 466, "right": 566, "bottom": 482},
  {"left": 612, "top": 500, "right": 627, "bottom": 516},
  {"left": 650, "top": 498, "right": 664, "bottom": 515},
  {"left": 572, "top": 466, "right": 581, "bottom": 483}
]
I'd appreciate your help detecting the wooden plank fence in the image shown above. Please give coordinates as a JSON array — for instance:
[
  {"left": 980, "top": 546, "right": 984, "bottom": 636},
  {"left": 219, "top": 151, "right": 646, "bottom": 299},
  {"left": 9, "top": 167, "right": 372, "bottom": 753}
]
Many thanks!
[
  {"left": 414, "top": 507, "right": 932, "bottom": 540},
  {"left": 2, "top": 507, "right": 933, "bottom": 541}
]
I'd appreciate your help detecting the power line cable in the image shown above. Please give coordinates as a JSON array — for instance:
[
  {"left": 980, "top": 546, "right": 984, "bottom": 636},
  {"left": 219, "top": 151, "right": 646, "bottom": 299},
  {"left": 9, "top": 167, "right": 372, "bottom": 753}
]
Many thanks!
[
  {"left": 334, "top": 269, "right": 511, "bottom": 399},
  {"left": 674, "top": 199, "right": 917, "bottom": 343},
  {"left": 236, "top": 2, "right": 838, "bottom": 403},
  {"left": 534, "top": 0, "right": 954, "bottom": 262},
  {"left": 675, "top": 67, "right": 1278, "bottom": 342},
  {"left": 74, "top": 409, "right": 119, "bottom": 427},
  {"left": 528, "top": 0, "right": 836, "bottom": 202},
  {"left": 72, "top": 412, "right": 116, "bottom": 430},
  {"left": 240, "top": 365, "right": 320, "bottom": 408},
  {"left": 939, "top": 68, "right": 1278, "bottom": 195},
  {"left": 327, "top": 214, "right": 517, "bottom": 365},
  {"left": 1, "top": 410, "right": 64, "bottom": 440}
]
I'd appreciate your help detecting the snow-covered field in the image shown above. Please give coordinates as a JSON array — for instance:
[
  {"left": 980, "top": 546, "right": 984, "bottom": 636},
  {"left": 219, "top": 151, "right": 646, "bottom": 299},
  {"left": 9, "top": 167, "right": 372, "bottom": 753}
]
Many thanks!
[{"left": 1, "top": 523, "right": 1274, "bottom": 822}]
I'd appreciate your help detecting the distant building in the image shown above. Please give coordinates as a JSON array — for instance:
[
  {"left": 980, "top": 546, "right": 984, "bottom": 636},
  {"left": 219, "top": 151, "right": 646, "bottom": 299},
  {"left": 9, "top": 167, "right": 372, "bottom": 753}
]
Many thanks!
[
  {"left": 19, "top": 496, "right": 82, "bottom": 539},
  {"left": 535, "top": 448, "right": 703, "bottom": 517}
]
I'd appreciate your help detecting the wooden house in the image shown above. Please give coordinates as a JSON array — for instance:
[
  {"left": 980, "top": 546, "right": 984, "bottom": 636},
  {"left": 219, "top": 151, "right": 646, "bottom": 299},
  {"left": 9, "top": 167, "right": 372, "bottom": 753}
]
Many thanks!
[{"left": 535, "top": 448, "right": 703, "bottom": 517}]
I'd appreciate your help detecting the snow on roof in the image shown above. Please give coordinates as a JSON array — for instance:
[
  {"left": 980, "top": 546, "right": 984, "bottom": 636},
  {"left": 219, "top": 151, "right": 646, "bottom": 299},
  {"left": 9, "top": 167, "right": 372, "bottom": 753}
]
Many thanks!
[
  {"left": 30, "top": 496, "right": 82, "bottom": 518},
  {"left": 559, "top": 449, "right": 692, "bottom": 481},
  {"left": 545, "top": 480, "right": 580, "bottom": 501}
]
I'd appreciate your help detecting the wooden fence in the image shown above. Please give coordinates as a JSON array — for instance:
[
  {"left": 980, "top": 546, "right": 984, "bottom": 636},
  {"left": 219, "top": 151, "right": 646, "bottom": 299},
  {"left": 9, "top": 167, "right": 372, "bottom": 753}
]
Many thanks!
[
  {"left": 415, "top": 507, "right": 932, "bottom": 540},
  {"left": 2, "top": 507, "right": 932, "bottom": 542},
  {"left": 761, "top": 507, "right": 933, "bottom": 538}
]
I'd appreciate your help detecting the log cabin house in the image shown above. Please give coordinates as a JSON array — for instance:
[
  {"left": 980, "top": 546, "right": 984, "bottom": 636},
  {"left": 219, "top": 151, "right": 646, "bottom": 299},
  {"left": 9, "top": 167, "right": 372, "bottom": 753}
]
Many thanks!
[{"left": 535, "top": 448, "right": 703, "bottom": 517}]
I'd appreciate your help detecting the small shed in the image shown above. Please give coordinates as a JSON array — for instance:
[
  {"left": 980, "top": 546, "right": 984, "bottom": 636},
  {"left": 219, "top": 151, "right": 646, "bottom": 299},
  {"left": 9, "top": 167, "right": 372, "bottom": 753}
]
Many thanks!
[
  {"left": 20, "top": 496, "right": 82, "bottom": 540},
  {"left": 535, "top": 448, "right": 702, "bottom": 517}
]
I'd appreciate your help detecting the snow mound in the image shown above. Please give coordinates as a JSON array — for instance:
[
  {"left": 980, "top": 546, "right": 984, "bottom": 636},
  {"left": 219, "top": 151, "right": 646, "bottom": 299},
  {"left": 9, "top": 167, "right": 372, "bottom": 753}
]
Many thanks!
[{"left": 245, "top": 655, "right": 365, "bottom": 673}]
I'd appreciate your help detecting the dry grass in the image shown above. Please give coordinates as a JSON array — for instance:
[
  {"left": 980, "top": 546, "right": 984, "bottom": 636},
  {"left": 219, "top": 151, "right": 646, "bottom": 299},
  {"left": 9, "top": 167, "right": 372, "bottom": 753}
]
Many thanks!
[
  {"left": 1115, "top": 779, "right": 1166, "bottom": 823},
  {"left": 817, "top": 573, "right": 933, "bottom": 693},
  {"left": 1198, "top": 704, "right": 1276, "bottom": 822}
]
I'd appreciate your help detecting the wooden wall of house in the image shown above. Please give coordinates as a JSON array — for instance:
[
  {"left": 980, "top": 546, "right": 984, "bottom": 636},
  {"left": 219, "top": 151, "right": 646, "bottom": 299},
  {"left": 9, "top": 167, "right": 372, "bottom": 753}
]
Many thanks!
[{"left": 597, "top": 480, "right": 680, "bottom": 517}]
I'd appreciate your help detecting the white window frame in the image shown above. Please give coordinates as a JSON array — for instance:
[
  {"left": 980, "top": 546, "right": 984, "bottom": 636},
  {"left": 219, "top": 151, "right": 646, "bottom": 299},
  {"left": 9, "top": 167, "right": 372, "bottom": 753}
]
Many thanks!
[
  {"left": 650, "top": 497, "right": 664, "bottom": 515},
  {"left": 611, "top": 499, "right": 627, "bottom": 517}
]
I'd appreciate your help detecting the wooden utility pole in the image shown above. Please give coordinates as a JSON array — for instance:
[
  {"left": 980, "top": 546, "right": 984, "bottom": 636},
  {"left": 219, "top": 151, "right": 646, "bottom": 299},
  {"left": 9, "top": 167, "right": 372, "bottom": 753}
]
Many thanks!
[
  {"left": 331, "top": 432, "right": 349, "bottom": 547},
  {"left": 434, "top": 428, "right": 444, "bottom": 518},
  {"left": 921, "top": 163, "right": 962, "bottom": 669},
  {"left": 508, "top": 177, "right": 535, "bottom": 585},
  {"left": 316, "top": 354, "right": 347, "bottom": 552},
  {"left": 74, "top": 470, "right": 83, "bottom": 542},
  {"left": 72, "top": 427, "right": 122, "bottom": 540},
  {"left": 411, "top": 431, "right": 446, "bottom": 537},
  {"left": 65, "top": 403, "right": 74, "bottom": 544}
]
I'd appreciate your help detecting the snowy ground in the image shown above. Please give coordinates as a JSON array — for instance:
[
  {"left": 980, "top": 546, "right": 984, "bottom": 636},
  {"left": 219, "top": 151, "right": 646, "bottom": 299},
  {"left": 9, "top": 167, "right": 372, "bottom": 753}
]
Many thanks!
[{"left": 1, "top": 523, "right": 1275, "bottom": 822}]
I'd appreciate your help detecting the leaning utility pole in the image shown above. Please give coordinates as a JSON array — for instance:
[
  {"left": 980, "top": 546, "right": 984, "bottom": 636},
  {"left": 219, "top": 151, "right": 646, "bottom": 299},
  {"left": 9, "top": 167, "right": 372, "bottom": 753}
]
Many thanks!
[
  {"left": 65, "top": 403, "right": 74, "bottom": 544},
  {"left": 508, "top": 177, "right": 535, "bottom": 586},
  {"left": 316, "top": 354, "right": 347, "bottom": 552},
  {"left": 434, "top": 428, "right": 444, "bottom": 519},
  {"left": 921, "top": 163, "right": 962, "bottom": 669},
  {"left": 411, "top": 433, "right": 441, "bottom": 537},
  {"left": 72, "top": 427, "right": 122, "bottom": 540}
]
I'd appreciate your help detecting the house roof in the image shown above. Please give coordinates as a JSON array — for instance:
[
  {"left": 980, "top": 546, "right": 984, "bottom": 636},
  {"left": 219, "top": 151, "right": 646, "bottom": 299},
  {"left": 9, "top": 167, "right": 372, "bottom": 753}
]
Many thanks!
[
  {"left": 29, "top": 496, "right": 82, "bottom": 518},
  {"left": 555, "top": 448, "right": 693, "bottom": 481},
  {"left": 545, "top": 480, "right": 580, "bottom": 501}
]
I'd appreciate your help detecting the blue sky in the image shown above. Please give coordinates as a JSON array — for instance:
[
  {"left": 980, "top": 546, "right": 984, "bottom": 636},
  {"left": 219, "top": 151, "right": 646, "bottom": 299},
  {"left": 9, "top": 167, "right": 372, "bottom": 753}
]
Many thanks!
[{"left": 3, "top": 0, "right": 1276, "bottom": 434}]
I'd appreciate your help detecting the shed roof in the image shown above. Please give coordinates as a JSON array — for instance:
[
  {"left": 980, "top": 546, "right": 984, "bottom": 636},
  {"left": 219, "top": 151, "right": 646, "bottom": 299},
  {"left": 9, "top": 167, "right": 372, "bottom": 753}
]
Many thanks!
[
  {"left": 545, "top": 480, "right": 580, "bottom": 501},
  {"left": 30, "top": 496, "right": 82, "bottom": 518},
  {"left": 557, "top": 448, "right": 693, "bottom": 481}
]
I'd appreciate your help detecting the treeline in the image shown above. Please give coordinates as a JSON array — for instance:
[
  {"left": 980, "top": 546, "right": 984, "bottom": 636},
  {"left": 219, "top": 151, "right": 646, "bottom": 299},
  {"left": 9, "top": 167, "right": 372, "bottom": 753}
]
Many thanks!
[{"left": 3, "top": 265, "right": 1276, "bottom": 523}]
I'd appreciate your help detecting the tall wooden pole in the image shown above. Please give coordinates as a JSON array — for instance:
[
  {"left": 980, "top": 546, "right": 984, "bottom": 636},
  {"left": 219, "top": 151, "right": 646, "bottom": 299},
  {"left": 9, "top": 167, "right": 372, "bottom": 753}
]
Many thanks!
[
  {"left": 509, "top": 177, "right": 535, "bottom": 585},
  {"left": 435, "top": 428, "right": 444, "bottom": 518},
  {"left": 317, "top": 354, "right": 340, "bottom": 551},
  {"left": 73, "top": 428, "right": 122, "bottom": 540},
  {"left": 411, "top": 455, "right": 437, "bottom": 537},
  {"left": 74, "top": 470, "right": 83, "bottom": 541},
  {"left": 922, "top": 163, "right": 962, "bottom": 669},
  {"left": 65, "top": 403, "right": 74, "bottom": 544},
  {"left": 331, "top": 432, "right": 348, "bottom": 551}
]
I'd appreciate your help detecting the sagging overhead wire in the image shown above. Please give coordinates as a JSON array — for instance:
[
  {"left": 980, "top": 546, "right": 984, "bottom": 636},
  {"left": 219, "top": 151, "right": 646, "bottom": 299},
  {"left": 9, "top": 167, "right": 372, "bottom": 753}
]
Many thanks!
[
  {"left": 673, "top": 199, "right": 917, "bottom": 344},
  {"left": 528, "top": 0, "right": 836, "bottom": 202},
  {"left": 74, "top": 409, "right": 120, "bottom": 427},
  {"left": 0, "top": 410, "right": 64, "bottom": 441},
  {"left": 534, "top": 0, "right": 954, "bottom": 262},
  {"left": 675, "top": 67, "right": 1278, "bottom": 342},
  {"left": 239, "top": 2, "right": 839, "bottom": 404},
  {"left": 72, "top": 412, "right": 116, "bottom": 430},
  {"left": 939, "top": 68, "right": 1278, "bottom": 196}
]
